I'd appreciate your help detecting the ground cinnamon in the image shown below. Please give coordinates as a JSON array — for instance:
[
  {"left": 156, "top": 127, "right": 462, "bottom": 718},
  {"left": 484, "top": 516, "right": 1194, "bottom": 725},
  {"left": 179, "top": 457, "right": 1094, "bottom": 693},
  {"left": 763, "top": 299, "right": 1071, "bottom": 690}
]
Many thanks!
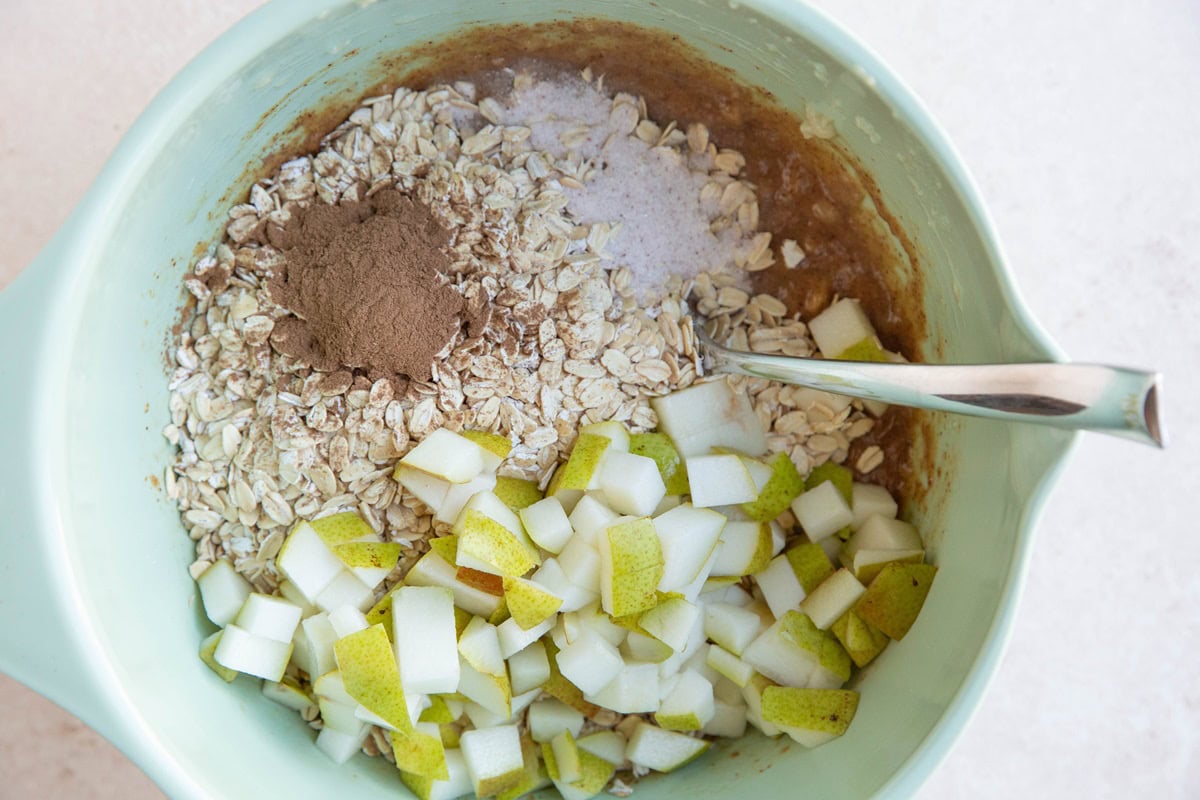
[{"left": 266, "top": 189, "right": 463, "bottom": 382}]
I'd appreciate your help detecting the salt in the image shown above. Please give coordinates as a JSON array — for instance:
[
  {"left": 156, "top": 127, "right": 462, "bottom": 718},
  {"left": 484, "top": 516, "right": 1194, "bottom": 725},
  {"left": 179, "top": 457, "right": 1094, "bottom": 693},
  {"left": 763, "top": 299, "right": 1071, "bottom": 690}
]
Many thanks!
[{"left": 491, "top": 71, "right": 758, "bottom": 300}]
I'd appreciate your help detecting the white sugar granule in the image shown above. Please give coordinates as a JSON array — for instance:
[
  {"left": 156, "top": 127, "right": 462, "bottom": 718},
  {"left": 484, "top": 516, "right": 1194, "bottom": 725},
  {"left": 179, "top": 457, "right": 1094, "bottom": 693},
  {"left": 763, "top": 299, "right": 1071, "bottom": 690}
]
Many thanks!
[{"left": 493, "top": 72, "right": 750, "bottom": 300}]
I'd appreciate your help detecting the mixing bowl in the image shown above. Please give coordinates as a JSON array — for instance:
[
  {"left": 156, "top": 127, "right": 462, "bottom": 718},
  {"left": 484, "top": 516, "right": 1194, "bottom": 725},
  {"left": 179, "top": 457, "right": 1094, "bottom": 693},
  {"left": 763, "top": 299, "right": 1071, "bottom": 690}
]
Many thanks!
[{"left": 0, "top": 0, "right": 1076, "bottom": 797}]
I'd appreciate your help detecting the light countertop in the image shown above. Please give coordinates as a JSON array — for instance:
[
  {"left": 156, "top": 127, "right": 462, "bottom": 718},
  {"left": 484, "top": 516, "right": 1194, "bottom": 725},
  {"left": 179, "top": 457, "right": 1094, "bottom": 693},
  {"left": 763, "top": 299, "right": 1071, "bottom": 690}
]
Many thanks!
[{"left": 1, "top": 1, "right": 1197, "bottom": 797}]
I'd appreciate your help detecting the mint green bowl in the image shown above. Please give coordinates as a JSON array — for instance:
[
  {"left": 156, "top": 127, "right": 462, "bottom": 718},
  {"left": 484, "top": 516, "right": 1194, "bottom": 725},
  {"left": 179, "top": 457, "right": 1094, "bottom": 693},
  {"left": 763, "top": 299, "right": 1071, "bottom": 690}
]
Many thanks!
[{"left": 0, "top": 1, "right": 1075, "bottom": 797}]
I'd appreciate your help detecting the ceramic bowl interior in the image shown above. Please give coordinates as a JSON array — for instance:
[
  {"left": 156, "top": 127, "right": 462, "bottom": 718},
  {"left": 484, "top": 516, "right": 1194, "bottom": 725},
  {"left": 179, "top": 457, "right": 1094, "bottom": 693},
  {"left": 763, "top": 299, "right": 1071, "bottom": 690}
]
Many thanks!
[{"left": 0, "top": 1, "right": 1074, "bottom": 798}]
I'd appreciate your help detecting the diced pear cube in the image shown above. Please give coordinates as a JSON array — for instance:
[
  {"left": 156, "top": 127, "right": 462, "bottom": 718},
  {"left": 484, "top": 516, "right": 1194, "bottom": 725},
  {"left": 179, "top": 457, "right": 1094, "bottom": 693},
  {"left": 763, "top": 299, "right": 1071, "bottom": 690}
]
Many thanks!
[
  {"left": 655, "top": 670, "right": 715, "bottom": 731},
  {"left": 519, "top": 496, "right": 573, "bottom": 553},
  {"left": 316, "top": 725, "right": 369, "bottom": 765},
  {"left": 850, "top": 483, "right": 899, "bottom": 529},
  {"left": 710, "top": 520, "right": 773, "bottom": 577},
  {"left": 580, "top": 420, "right": 631, "bottom": 452},
  {"left": 554, "top": 629, "right": 624, "bottom": 696},
  {"left": 527, "top": 698, "right": 586, "bottom": 743},
  {"left": 404, "top": 549, "right": 503, "bottom": 619},
  {"left": 755, "top": 554, "right": 806, "bottom": 619},
  {"left": 277, "top": 521, "right": 345, "bottom": 603},
  {"left": 597, "top": 451, "right": 667, "bottom": 516},
  {"left": 460, "top": 725, "right": 525, "bottom": 798},
  {"left": 584, "top": 662, "right": 661, "bottom": 714},
  {"left": 314, "top": 570, "right": 374, "bottom": 613},
  {"left": 566, "top": 494, "right": 619, "bottom": 545},
  {"left": 294, "top": 612, "right": 339, "bottom": 678},
  {"left": 497, "top": 614, "right": 555, "bottom": 659},
  {"left": 703, "top": 602, "right": 765, "bottom": 656},
  {"left": 653, "top": 503, "right": 726, "bottom": 594},
  {"left": 213, "top": 623, "right": 292, "bottom": 682},
  {"left": 650, "top": 381, "right": 767, "bottom": 458},
  {"left": 686, "top": 454, "right": 760, "bottom": 507},
  {"left": 625, "top": 722, "right": 711, "bottom": 773},
  {"left": 327, "top": 604, "right": 369, "bottom": 638},
  {"left": 196, "top": 559, "right": 252, "bottom": 627},
  {"left": 790, "top": 480, "right": 854, "bottom": 542},
  {"left": 395, "top": 464, "right": 452, "bottom": 511},
  {"left": 392, "top": 586, "right": 461, "bottom": 695},
  {"left": 400, "top": 428, "right": 488, "bottom": 483},
  {"left": 434, "top": 472, "right": 499, "bottom": 525},
  {"left": 577, "top": 730, "right": 628, "bottom": 767},
  {"left": 761, "top": 687, "right": 859, "bottom": 748},
  {"left": 507, "top": 641, "right": 551, "bottom": 695},
  {"left": 799, "top": 568, "right": 866, "bottom": 630},
  {"left": 234, "top": 593, "right": 302, "bottom": 645},
  {"left": 530, "top": 557, "right": 597, "bottom": 614},
  {"left": 808, "top": 298, "right": 877, "bottom": 359}
]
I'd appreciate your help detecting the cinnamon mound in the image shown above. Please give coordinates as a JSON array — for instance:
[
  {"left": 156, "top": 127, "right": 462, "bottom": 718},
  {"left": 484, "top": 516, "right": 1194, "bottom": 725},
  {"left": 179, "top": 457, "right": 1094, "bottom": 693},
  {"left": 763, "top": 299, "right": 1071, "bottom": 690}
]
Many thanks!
[{"left": 266, "top": 189, "right": 463, "bottom": 382}]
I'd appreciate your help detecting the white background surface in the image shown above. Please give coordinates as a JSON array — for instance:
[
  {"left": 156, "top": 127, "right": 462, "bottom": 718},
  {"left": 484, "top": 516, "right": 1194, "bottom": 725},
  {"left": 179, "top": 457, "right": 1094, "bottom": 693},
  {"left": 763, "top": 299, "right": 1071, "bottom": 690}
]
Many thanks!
[{"left": 1, "top": 1, "right": 1197, "bottom": 797}]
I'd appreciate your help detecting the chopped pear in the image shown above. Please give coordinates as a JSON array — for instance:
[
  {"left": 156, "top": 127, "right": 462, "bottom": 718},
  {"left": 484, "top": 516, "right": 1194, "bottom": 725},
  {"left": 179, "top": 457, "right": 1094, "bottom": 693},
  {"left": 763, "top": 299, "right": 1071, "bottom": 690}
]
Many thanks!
[
  {"left": 459, "top": 616, "right": 507, "bottom": 677},
  {"left": 562, "top": 602, "right": 628, "bottom": 647},
  {"left": 629, "top": 432, "right": 690, "bottom": 495},
  {"left": 706, "top": 644, "right": 754, "bottom": 687},
  {"left": 850, "top": 483, "right": 899, "bottom": 529},
  {"left": 392, "top": 721, "right": 450, "bottom": 781},
  {"left": 856, "top": 561, "right": 938, "bottom": 640},
  {"left": 497, "top": 614, "right": 556, "bottom": 659},
  {"left": 804, "top": 462, "right": 854, "bottom": 503},
  {"left": 460, "top": 429, "right": 513, "bottom": 461},
  {"left": 597, "top": 451, "right": 667, "bottom": 516},
  {"left": 435, "top": 472, "right": 500, "bottom": 525},
  {"left": 332, "top": 541, "right": 402, "bottom": 588},
  {"left": 655, "top": 670, "right": 715, "bottom": 731},
  {"left": 598, "top": 517, "right": 664, "bottom": 617},
  {"left": 460, "top": 725, "right": 525, "bottom": 798},
  {"left": 457, "top": 658, "right": 512, "bottom": 718},
  {"left": 742, "top": 611, "right": 850, "bottom": 688},
  {"left": 830, "top": 607, "right": 890, "bottom": 668},
  {"left": 579, "top": 420, "right": 631, "bottom": 452},
  {"left": 528, "top": 697, "right": 586, "bottom": 743},
  {"left": 198, "top": 631, "right": 237, "bottom": 682},
  {"left": 430, "top": 535, "right": 459, "bottom": 564},
  {"left": 196, "top": 559, "right": 252, "bottom": 627},
  {"left": 741, "top": 673, "right": 782, "bottom": 737},
  {"left": 686, "top": 454, "right": 759, "bottom": 507},
  {"left": 791, "top": 479, "right": 854, "bottom": 542},
  {"left": 800, "top": 568, "right": 867, "bottom": 630},
  {"left": 399, "top": 748, "right": 473, "bottom": 800},
  {"left": 755, "top": 554, "right": 806, "bottom": 619},
  {"left": 808, "top": 297, "right": 877, "bottom": 359},
  {"left": 540, "top": 640, "right": 603, "bottom": 716},
  {"left": 624, "top": 721, "right": 711, "bottom": 772},
  {"left": 584, "top": 662, "right": 661, "bottom": 714},
  {"left": 392, "top": 586, "right": 461, "bottom": 695},
  {"left": 496, "top": 737, "right": 550, "bottom": 800},
  {"left": 778, "top": 611, "right": 853, "bottom": 688},
  {"left": 785, "top": 543, "right": 837, "bottom": 593},
  {"left": 550, "top": 730, "right": 583, "bottom": 783},
  {"left": 652, "top": 503, "right": 726, "bottom": 594},
  {"left": 761, "top": 686, "right": 859, "bottom": 747},
  {"left": 316, "top": 725, "right": 370, "bottom": 765},
  {"left": 565, "top": 494, "right": 619, "bottom": 545},
  {"left": 549, "top": 433, "right": 611, "bottom": 499},
  {"left": 621, "top": 630, "right": 675, "bottom": 664},
  {"left": 261, "top": 677, "right": 316, "bottom": 713},
  {"left": 838, "top": 336, "right": 889, "bottom": 362},
  {"left": 703, "top": 602, "right": 765, "bottom": 656},
  {"left": 456, "top": 566, "right": 505, "bottom": 596},
  {"left": 493, "top": 476, "right": 543, "bottom": 511},
  {"left": 294, "top": 612, "right": 339, "bottom": 677},
  {"left": 333, "top": 623, "right": 413, "bottom": 733},
  {"left": 212, "top": 624, "right": 292, "bottom": 681},
  {"left": 554, "top": 629, "right": 625, "bottom": 696},
  {"left": 419, "top": 695, "right": 456, "bottom": 725},
  {"left": 314, "top": 570, "right": 375, "bottom": 614},
  {"left": 843, "top": 514, "right": 922, "bottom": 555},
  {"left": 395, "top": 464, "right": 452, "bottom": 511},
  {"left": 844, "top": 548, "right": 925, "bottom": 584},
  {"left": 277, "top": 579, "right": 319, "bottom": 619},
  {"left": 519, "top": 496, "right": 573, "bottom": 554},
  {"left": 404, "top": 549, "right": 504, "bottom": 619},
  {"left": 502, "top": 576, "right": 563, "bottom": 630},
  {"left": 234, "top": 592, "right": 303, "bottom": 643},
  {"left": 310, "top": 512, "right": 379, "bottom": 546},
  {"left": 543, "top": 739, "right": 616, "bottom": 800},
  {"left": 277, "top": 520, "right": 345, "bottom": 603},
  {"left": 709, "top": 520, "right": 774, "bottom": 577},
  {"left": 704, "top": 697, "right": 749, "bottom": 739},
  {"left": 507, "top": 641, "right": 551, "bottom": 695},
  {"left": 399, "top": 428, "right": 488, "bottom": 483},
  {"left": 557, "top": 537, "right": 602, "bottom": 596},
  {"left": 455, "top": 509, "right": 538, "bottom": 578},
  {"left": 639, "top": 596, "right": 699, "bottom": 653},
  {"left": 741, "top": 451, "right": 804, "bottom": 522},
  {"left": 650, "top": 380, "right": 767, "bottom": 458},
  {"left": 327, "top": 605, "right": 370, "bottom": 638},
  {"left": 577, "top": 730, "right": 627, "bottom": 767}
]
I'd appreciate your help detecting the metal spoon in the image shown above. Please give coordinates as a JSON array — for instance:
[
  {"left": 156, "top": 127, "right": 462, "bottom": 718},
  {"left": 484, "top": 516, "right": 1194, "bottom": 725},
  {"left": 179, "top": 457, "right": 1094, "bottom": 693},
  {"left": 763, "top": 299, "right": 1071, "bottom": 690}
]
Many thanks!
[{"left": 691, "top": 319, "right": 1165, "bottom": 448}]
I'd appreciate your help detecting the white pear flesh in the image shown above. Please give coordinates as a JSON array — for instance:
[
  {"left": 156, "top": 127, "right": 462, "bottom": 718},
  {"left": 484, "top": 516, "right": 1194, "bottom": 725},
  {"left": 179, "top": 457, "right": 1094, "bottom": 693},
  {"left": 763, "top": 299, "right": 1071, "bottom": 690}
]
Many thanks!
[
  {"left": 391, "top": 586, "right": 461, "bottom": 695},
  {"left": 640, "top": 597, "right": 700, "bottom": 653},
  {"left": 315, "top": 724, "right": 369, "bottom": 765},
  {"left": 790, "top": 480, "right": 854, "bottom": 542},
  {"left": 554, "top": 629, "right": 625, "bottom": 696},
  {"left": 625, "top": 722, "right": 711, "bottom": 773},
  {"left": 530, "top": 558, "right": 598, "bottom": 614},
  {"left": 850, "top": 483, "right": 899, "bottom": 529},
  {"left": 212, "top": 623, "right": 292, "bottom": 682},
  {"left": 261, "top": 679, "right": 316, "bottom": 713},
  {"left": 706, "top": 645, "right": 755, "bottom": 687},
  {"left": 799, "top": 568, "right": 866, "bottom": 630},
  {"left": 566, "top": 494, "right": 620, "bottom": 545},
  {"left": 327, "top": 605, "right": 369, "bottom": 639},
  {"left": 458, "top": 616, "right": 507, "bottom": 678},
  {"left": 578, "top": 730, "right": 628, "bottom": 767},
  {"left": 233, "top": 592, "right": 302, "bottom": 643},
  {"left": 656, "top": 669, "right": 715, "bottom": 731},
  {"left": 843, "top": 514, "right": 923, "bottom": 556},
  {"left": 457, "top": 658, "right": 511, "bottom": 718},
  {"left": 584, "top": 662, "right": 661, "bottom": 714},
  {"left": 277, "top": 521, "right": 345, "bottom": 603},
  {"left": 497, "top": 614, "right": 556, "bottom": 659},
  {"left": 435, "top": 472, "right": 499, "bottom": 525},
  {"left": 196, "top": 559, "right": 252, "bottom": 627},
  {"left": 519, "top": 496, "right": 574, "bottom": 553},
  {"left": 399, "top": 428, "right": 487, "bottom": 483},
  {"left": 294, "top": 613, "right": 339, "bottom": 678},
  {"left": 459, "top": 725, "right": 525, "bottom": 799},
  {"left": 527, "top": 698, "right": 586, "bottom": 743},
  {"left": 314, "top": 570, "right": 374, "bottom": 614},
  {"left": 395, "top": 464, "right": 452, "bottom": 511},
  {"left": 703, "top": 602, "right": 765, "bottom": 656},
  {"left": 808, "top": 297, "right": 877, "bottom": 359},
  {"left": 650, "top": 381, "right": 767, "bottom": 458},
  {"left": 686, "top": 454, "right": 760, "bottom": 507},
  {"left": 507, "top": 641, "right": 551, "bottom": 695},
  {"left": 653, "top": 504, "right": 726, "bottom": 593},
  {"left": 579, "top": 420, "right": 632, "bottom": 452},
  {"left": 755, "top": 554, "right": 807, "bottom": 619},
  {"left": 404, "top": 550, "right": 503, "bottom": 619},
  {"left": 556, "top": 536, "right": 602, "bottom": 595},
  {"left": 704, "top": 698, "right": 749, "bottom": 738},
  {"left": 597, "top": 451, "right": 667, "bottom": 516}
]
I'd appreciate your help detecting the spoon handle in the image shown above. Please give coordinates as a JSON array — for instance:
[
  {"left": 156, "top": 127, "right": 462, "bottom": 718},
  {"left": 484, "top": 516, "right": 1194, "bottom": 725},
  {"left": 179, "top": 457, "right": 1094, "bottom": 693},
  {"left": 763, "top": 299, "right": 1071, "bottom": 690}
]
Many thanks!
[{"left": 701, "top": 343, "right": 1165, "bottom": 448}]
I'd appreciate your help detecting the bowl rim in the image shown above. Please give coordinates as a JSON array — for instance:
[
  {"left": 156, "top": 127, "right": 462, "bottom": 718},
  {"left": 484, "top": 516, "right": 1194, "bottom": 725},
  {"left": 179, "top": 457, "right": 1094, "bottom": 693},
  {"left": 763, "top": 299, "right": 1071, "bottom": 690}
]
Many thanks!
[{"left": 11, "top": 0, "right": 1076, "bottom": 797}]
